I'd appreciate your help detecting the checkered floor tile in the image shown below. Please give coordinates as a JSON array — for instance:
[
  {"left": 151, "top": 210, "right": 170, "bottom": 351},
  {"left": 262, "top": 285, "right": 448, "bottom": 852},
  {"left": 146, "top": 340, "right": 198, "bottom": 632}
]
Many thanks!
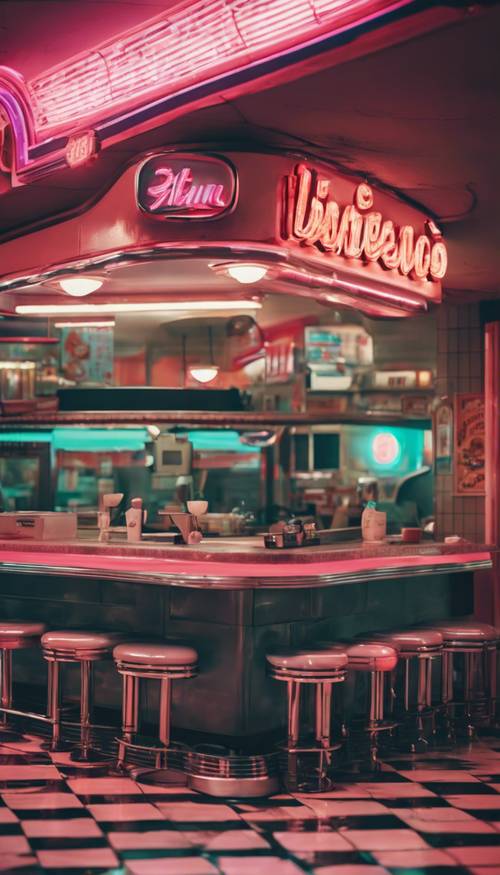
[{"left": 0, "top": 732, "right": 498, "bottom": 873}]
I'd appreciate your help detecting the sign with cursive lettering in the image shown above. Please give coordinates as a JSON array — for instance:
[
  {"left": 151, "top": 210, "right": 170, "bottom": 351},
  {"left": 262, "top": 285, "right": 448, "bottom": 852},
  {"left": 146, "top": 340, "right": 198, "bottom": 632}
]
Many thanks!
[
  {"left": 284, "top": 164, "right": 447, "bottom": 284},
  {"left": 137, "top": 153, "right": 237, "bottom": 219}
]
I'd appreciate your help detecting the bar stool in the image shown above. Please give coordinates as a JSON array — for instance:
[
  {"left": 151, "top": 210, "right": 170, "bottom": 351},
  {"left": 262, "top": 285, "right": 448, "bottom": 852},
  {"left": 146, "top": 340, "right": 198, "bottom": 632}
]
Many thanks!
[
  {"left": 0, "top": 622, "right": 47, "bottom": 738},
  {"left": 429, "top": 620, "right": 499, "bottom": 738},
  {"left": 113, "top": 641, "right": 198, "bottom": 784},
  {"left": 371, "top": 629, "right": 443, "bottom": 751},
  {"left": 266, "top": 647, "right": 348, "bottom": 790},
  {"left": 41, "top": 630, "right": 122, "bottom": 760},
  {"left": 346, "top": 641, "right": 399, "bottom": 765}
]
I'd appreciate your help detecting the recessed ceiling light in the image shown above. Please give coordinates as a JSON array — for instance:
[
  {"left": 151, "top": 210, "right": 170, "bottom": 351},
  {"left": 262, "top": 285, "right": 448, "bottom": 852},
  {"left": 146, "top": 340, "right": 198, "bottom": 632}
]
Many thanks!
[
  {"left": 59, "top": 277, "right": 103, "bottom": 296},
  {"left": 226, "top": 264, "right": 268, "bottom": 284}
]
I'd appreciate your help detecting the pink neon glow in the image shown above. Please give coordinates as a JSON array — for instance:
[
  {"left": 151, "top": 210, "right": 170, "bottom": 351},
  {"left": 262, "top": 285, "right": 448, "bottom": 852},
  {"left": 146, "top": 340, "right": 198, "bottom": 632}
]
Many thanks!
[
  {"left": 372, "top": 432, "right": 400, "bottom": 465},
  {"left": 65, "top": 130, "right": 97, "bottom": 168},
  {"left": 25, "top": 1, "right": 411, "bottom": 133},
  {"left": 147, "top": 167, "right": 226, "bottom": 211},
  {"left": 0, "top": 547, "right": 491, "bottom": 580}
]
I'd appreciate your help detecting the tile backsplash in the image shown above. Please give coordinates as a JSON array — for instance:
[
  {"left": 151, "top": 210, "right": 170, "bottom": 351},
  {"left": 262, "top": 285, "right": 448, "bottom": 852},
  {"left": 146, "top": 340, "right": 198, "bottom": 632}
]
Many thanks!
[{"left": 434, "top": 301, "right": 484, "bottom": 542}]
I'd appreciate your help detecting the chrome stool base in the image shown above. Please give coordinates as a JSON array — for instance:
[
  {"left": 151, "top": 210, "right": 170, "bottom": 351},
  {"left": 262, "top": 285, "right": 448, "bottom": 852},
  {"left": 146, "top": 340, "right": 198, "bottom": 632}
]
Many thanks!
[{"left": 189, "top": 773, "right": 280, "bottom": 798}]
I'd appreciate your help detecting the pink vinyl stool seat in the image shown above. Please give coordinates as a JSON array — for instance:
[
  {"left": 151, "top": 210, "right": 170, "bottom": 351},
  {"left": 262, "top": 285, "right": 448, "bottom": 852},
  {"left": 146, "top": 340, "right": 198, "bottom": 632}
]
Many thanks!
[
  {"left": 346, "top": 641, "right": 399, "bottom": 765},
  {"left": 0, "top": 622, "right": 46, "bottom": 736},
  {"left": 113, "top": 641, "right": 198, "bottom": 781},
  {"left": 266, "top": 647, "right": 348, "bottom": 791},
  {"left": 370, "top": 629, "right": 444, "bottom": 751},
  {"left": 41, "top": 629, "right": 122, "bottom": 758},
  {"left": 429, "top": 620, "right": 499, "bottom": 737}
]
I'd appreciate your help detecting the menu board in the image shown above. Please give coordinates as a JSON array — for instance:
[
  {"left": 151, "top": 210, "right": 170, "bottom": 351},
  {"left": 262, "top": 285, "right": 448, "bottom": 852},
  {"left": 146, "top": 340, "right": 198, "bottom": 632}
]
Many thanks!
[
  {"left": 454, "top": 393, "right": 485, "bottom": 495},
  {"left": 304, "top": 325, "right": 373, "bottom": 367}
]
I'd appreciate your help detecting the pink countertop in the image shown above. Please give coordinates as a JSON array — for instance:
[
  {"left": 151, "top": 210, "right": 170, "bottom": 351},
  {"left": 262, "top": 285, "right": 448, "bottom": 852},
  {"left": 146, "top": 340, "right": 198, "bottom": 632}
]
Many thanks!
[{"left": 0, "top": 536, "right": 492, "bottom": 589}]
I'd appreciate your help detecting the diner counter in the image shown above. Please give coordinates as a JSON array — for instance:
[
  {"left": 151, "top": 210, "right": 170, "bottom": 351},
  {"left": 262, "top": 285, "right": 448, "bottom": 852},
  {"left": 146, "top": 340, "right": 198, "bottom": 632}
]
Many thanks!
[
  {"left": 0, "top": 536, "right": 488, "bottom": 737},
  {"left": 0, "top": 536, "right": 491, "bottom": 589}
]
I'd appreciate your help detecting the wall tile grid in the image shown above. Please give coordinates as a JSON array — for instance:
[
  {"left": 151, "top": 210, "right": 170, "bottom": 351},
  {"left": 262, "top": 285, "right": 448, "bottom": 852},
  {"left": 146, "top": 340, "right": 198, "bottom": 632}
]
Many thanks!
[{"left": 435, "top": 302, "right": 484, "bottom": 541}]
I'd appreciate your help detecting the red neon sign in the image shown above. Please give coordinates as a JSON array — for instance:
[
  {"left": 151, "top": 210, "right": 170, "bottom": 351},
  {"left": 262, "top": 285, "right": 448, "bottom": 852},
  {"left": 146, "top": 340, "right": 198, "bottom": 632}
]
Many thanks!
[
  {"left": 26, "top": 2, "right": 412, "bottom": 135},
  {"left": 285, "top": 165, "right": 447, "bottom": 282},
  {"left": 137, "top": 154, "right": 236, "bottom": 218},
  {"left": 65, "top": 130, "right": 98, "bottom": 168}
]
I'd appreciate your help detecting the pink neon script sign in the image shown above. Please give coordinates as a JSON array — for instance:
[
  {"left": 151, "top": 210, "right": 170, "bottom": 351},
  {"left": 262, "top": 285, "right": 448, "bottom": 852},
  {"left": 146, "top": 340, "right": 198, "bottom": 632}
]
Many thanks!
[{"left": 137, "top": 154, "right": 236, "bottom": 218}]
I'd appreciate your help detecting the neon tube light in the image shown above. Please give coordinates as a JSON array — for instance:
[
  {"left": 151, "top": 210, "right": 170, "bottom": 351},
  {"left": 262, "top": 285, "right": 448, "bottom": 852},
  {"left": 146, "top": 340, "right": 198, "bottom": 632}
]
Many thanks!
[
  {"left": 26, "top": 1, "right": 413, "bottom": 133},
  {"left": 54, "top": 321, "right": 115, "bottom": 328},
  {"left": 286, "top": 165, "right": 447, "bottom": 281},
  {"left": 16, "top": 301, "right": 262, "bottom": 316}
]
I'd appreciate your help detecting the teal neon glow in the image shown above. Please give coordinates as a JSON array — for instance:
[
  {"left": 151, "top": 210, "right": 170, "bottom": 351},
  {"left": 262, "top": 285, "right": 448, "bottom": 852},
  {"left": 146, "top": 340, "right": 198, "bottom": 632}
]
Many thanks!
[
  {"left": 0, "top": 432, "right": 52, "bottom": 443},
  {"left": 0, "top": 428, "right": 149, "bottom": 451},
  {"left": 347, "top": 426, "right": 424, "bottom": 474},
  {"left": 52, "top": 428, "right": 149, "bottom": 451},
  {"left": 186, "top": 430, "right": 257, "bottom": 454},
  {"left": 0, "top": 428, "right": 258, "bottom": 455}
]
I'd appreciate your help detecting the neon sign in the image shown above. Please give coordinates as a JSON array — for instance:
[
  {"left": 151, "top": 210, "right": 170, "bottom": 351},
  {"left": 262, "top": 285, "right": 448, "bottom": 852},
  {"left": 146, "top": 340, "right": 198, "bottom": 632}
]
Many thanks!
[
  {"left": 285, "top": 165, "right": 447, "bottom": 282},
  {"left": 137, "top": 154, "right": 236, "bottom": 219},
  {"left": 65, "top": 130, "right": 98, "bottom": 169},
  {"left": 372, "top": 432, "right": 401, "bottom": 466}
]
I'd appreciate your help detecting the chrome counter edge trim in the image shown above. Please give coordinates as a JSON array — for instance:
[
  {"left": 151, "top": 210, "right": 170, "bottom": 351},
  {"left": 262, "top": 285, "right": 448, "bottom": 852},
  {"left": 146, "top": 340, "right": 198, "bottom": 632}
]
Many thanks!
[{"left": 0, "top": 558, "right": 492, "bottom": 590}]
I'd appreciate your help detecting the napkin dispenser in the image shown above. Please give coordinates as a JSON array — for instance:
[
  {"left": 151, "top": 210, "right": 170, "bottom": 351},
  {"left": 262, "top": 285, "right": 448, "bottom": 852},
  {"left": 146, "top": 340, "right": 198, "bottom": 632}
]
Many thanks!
[{"left": 0, "top": 512, "right": 77, "bottom": 540}]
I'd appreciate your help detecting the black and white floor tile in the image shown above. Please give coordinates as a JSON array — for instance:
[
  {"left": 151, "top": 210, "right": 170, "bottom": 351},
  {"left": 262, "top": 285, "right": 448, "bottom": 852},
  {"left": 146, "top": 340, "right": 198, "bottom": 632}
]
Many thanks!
[{"left": 0, "top": 732, "right": 498, "bottom": 874}]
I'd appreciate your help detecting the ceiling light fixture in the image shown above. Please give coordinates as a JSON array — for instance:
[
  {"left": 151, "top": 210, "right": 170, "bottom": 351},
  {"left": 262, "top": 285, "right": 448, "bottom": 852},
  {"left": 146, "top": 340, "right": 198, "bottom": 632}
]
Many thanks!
[
  {"left": 54, "top": 320, "right": 115, "bottom": 328},
  {"left": 189, "top": 365, "right": 220, "bottom": 384},
  {"left": 189, "top": 326, "right": 219, "bottom": 384},
  {"left": 225, "top": 264, "right": 268, "bottom": 284},
  {"left": 16, "top": 300, "right": 262, "bottom": 316},
  {"left": 59, "top": 277, "right": 103, "bottom": 296}
]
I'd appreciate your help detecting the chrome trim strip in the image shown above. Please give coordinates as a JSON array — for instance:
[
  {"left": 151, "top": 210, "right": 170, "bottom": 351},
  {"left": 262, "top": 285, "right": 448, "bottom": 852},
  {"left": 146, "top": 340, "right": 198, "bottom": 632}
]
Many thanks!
[{"left": 0, "top": 558, "right": 492, "bottom": 590}]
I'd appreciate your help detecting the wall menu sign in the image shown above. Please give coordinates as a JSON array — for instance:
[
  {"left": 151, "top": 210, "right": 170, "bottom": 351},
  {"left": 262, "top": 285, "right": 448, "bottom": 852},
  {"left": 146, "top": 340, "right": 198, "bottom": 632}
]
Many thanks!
[
  {"left": 284, "top": 164, "right": 447, "bottom": 283},
  {"left": 454, "top": 393, "right": 485, "bottom": 495},
  {"left": 137, "top": 154, "right": 237, "bottom": 219}
]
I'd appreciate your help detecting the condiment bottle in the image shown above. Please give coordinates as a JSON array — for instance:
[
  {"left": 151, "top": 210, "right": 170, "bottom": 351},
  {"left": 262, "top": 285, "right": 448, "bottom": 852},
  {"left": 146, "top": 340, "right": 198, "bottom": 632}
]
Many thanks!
[{"left": 361, "top": 500, "right": 386, "bottom": 543}]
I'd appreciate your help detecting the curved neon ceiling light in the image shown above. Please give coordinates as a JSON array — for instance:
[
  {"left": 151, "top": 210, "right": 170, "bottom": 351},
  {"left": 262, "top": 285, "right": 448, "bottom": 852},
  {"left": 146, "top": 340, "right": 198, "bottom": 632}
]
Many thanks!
[{"left": 26, "top": 0, "right": 415, "bottom": 134}]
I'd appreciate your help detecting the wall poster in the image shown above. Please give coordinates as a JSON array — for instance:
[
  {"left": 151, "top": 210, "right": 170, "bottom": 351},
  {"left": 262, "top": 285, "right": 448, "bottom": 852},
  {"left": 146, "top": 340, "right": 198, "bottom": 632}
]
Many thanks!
[{"left": 454, "top": 393, "right": 485, "bottom": 495}]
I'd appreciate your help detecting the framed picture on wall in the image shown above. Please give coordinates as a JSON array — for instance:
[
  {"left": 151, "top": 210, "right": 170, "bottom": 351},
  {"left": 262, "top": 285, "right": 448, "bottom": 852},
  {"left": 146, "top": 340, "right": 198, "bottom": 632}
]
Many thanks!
[{"left": 454, "top": 393, "right": 485, "bottom": 495}]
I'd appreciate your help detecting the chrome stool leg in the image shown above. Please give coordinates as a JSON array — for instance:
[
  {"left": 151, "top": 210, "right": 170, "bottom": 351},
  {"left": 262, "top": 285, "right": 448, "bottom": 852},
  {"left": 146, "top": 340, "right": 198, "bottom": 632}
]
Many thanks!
[
  {"left": 118, "top": 673, "right": 140, "bottom": 769},
  {"left": 156, "top": 677, "right": 172, "bottom": 769},
  {"left": 70, "top": 660, "right": 107, "bottom": 763},
  {"left": 0, "top": 649, "right": 21, "bottom": 741},
  {"left": 0, "top": 649, "right": 12, "bottom": 722},
  {"left": 286, "top": 679, "right": 301, "bottom": 790},
  {"left": 47, "top": 659, "right": 63, "bottom": 751},
  {"left": 487, "top": 643, "right": 498, "bottom": 723}
]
